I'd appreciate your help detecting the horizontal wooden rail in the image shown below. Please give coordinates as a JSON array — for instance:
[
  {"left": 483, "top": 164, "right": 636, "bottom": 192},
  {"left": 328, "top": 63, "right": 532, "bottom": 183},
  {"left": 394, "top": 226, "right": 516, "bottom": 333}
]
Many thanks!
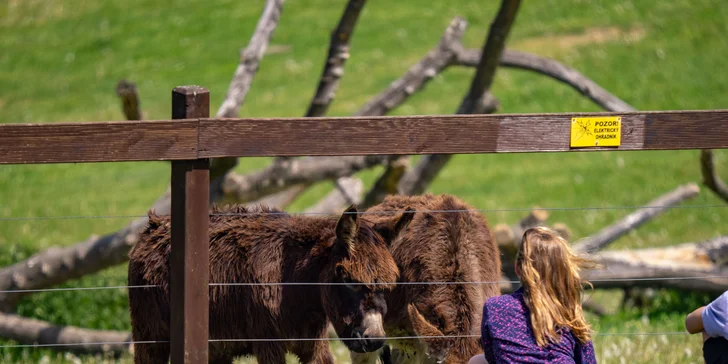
[{"left": 1, "top": 109, "right": 727, "bottom": 164}]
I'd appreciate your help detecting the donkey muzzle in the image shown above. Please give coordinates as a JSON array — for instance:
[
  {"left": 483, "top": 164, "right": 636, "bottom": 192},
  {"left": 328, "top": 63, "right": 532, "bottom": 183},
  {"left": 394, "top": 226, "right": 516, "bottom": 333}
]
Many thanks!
[{"left": 347, "top": 312, "right": 386, "bottom": 353}]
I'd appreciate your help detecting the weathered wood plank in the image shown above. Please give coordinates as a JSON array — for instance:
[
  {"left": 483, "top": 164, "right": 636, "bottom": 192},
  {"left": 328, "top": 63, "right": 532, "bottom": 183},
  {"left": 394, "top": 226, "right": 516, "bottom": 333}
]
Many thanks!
[
  {"left": 644, "top": 110, "right": 728, "bottom": 150},
  {"left": 1, "top": 109, "right": 727, "bottom": 164},
  {"left": 496, "top": 113, "right": 645, "bottom": 152},
  {"left": 0, "top": 120, "right": 198, "bottom": 164},
  {"left": 169, "top": 86, "right": 210, "bottom": 364},
  {"left": 198, "top": 115, "right": 501, "bottom": 157},
  {"left": 200, "top": 110, "right": 727, "bottom": 157}
]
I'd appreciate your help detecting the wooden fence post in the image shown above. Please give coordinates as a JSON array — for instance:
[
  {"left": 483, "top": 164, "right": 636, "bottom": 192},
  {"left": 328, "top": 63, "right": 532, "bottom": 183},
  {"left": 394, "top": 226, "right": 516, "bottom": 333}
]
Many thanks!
[{"left": 170, "top": 86, "right": 210, "bottom": 364}]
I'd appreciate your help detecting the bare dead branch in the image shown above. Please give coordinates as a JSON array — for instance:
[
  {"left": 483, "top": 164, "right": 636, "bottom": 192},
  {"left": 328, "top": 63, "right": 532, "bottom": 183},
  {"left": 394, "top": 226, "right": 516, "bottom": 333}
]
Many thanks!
[
  {"left": 456, "top": 0, "right": 521, "bottom": 115},
  {"left": 268, "top": 0, "right": 367, "bottom": 204},
  {"left": 0, "top": 311, "right": 130, "bottom": 355},
  {"left": 211, "top": 0, "right": 285, "bottom": 182},
  {"left": 304, "top": 177, "right": 364, "bottom": 214},
  {"left": 221, "top": 155, "right": 392, "bottom": 204},
  {"left": 360, "top": 156, "right": 409, "bottom": 210},
  {"left": 453, "top": 49, "right": 636, "bottom": 113},
  {"left": 355, "top": 17, "right": 468, "bottom": 117},
  {"left": 309, "top": 17, "right": 471, "bottom": 213},
  {"left": 217, "top": 0, "right": 284, "bottom": 118},
  {"left": 701, "top": 149, "right": 728, "bottom": 203},
  {"left": 306, "top": 0, "right": 367, "bottom": 117},
  {"left": 398, "top": 1, "right": 520, "bottom": 196},
  {"left": 115, "top": 80, "right": 142, "bottom": 120},
  {"left": 573, "top": 183, "right": 700, "bottom": 254}
]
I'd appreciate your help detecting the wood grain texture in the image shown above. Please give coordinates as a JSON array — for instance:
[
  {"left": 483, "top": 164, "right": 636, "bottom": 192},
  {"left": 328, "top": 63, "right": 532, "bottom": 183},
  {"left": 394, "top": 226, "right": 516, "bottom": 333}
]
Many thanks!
[
  {"left": 199, "top": 115, "right": 500, "bottom": 157},
  {"left": 645, "top": 110, "right": 728, "bottom": 150},
  {"left": 0, "top": 120, "right": 198, "bottom": 164},
  {"left": 496, "top": 113, "right": 645, "bottom": 152},
  {"left": 170, "top": 159, "right": 210, "bottom": 364},
  {"left": 2, "top": 110, "right": 728, "bottom": 164}
]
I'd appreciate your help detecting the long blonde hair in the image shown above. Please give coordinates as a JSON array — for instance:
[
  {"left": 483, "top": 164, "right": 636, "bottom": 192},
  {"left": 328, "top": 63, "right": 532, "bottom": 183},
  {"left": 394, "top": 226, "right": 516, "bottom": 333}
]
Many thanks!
[{"left": 516, "top": 227, "right": 598, "bottom": 347}]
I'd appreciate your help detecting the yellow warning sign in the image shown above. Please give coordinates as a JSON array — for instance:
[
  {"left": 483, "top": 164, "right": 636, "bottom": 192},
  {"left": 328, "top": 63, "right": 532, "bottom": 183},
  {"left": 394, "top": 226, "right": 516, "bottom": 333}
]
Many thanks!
[{"left": 570, "top": 116, "right": 622, "bottom": 148}]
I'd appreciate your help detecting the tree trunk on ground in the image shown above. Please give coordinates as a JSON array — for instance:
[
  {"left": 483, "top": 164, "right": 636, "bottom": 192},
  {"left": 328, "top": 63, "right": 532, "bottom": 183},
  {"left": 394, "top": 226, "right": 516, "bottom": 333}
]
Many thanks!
[
  {"left": 573, "top": 183, "right": 700, "bottom": 254},
  {"left": 0, "top": 311, "right": 131, "bottom": 356}
]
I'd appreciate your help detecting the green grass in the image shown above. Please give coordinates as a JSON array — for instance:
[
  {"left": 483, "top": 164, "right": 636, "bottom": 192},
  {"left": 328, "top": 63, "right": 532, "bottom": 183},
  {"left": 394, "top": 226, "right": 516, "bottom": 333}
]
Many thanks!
[{"left": 1, "top": 0, "right": 728, "bottom": 362}]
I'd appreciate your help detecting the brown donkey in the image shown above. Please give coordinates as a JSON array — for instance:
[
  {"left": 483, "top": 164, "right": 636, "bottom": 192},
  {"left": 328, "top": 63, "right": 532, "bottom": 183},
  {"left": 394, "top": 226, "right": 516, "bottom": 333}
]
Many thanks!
[
  {"left": 128, "top": 204, "right": 413, "bottom": 364},
  {"left": 354, "top": 194, "right": 502, "bottom": 364}
]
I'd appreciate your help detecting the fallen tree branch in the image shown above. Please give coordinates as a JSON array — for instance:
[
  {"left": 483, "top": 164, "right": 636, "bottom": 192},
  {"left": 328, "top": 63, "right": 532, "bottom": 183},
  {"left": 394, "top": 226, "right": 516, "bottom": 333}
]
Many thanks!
[
  {"left": 360, "top": 156, "right": 409, "bottom": 210},
  {"left": 454, "top": 49, "right": 636, "bottom": 113},
  {"left": 586, "top": 239, "right": 728, "bottom": 294},
  {"left": 114, "top": 80, "right": 142, "bottom": 120},
  {"left": 573, "top": 183, "right": 700, "bottom": 254},
  {"left": 245, "top": 184, "right": 307, "bottom": 209},
  {"left": 222, "top": 155, "right": 392, "bottom": 204},
  {"left": 0, "top": 311, "right": 130, "bottom": 355},
  {"left": 701, "top": 150, "right": 728, "bottom": 203},
  {"left": 355, "top": 17, "right": 469, "bottom": 117},
  {"left": 398, "top": 0, "right": 520, "bottom": 196},
  {"left": 304, "top": 177, "right": 364, "bottom": 214}
]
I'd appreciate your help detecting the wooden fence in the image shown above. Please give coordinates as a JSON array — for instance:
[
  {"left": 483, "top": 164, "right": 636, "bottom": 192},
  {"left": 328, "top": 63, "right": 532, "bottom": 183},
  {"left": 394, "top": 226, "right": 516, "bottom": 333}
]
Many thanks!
[{"left": 1, "top": 85, "right": 726, "bottom": 363}]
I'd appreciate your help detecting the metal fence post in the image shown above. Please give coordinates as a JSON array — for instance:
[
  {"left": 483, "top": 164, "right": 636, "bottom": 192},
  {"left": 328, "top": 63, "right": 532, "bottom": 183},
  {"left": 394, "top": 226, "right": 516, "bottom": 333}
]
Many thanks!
[{"left": 170, "top": 86, "right": 210, "bottom": 363}]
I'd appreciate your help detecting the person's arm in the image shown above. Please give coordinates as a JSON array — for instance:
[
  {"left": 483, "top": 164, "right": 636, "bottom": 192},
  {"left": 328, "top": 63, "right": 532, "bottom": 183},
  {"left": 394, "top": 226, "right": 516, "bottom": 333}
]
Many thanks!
[
  {"left": 685, "top": 306, "right": 706, "bottom": 334},
  {"left": 481, "top": 303, "right": 496, "bottom": 364},
  {"left": 574, "top": 340, "right": 597, "bottom": 364}
]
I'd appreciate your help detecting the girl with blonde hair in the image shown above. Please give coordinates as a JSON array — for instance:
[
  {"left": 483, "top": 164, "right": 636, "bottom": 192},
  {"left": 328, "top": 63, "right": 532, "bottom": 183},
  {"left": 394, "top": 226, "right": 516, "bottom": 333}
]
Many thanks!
[{"left": 470, "top": 227, "right": 598, "bottom": 364}]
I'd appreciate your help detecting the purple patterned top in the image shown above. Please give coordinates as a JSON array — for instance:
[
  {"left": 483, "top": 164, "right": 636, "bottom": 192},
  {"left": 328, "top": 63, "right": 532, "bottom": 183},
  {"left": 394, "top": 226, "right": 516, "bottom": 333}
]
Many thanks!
[{"left": 480, "top": 288, "right": 597, "bottom": 364}]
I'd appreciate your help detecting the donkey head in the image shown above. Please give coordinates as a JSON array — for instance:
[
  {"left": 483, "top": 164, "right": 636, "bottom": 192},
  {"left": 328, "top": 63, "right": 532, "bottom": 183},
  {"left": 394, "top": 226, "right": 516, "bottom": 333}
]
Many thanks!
[{"left": 321, "top": 204, "right": 413, "bottom": 354}]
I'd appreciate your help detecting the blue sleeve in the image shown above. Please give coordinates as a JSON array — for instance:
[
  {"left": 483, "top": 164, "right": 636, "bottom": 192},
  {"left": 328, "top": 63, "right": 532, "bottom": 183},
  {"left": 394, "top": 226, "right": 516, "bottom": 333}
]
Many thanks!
[
  {"left": 574, "top": 340, "right": 597, "bottom": 364},
  {"left": 702, "top": 290, "right": 728, "bottom": 339},
  {"left": 481, "top": 303, "right": 496, "bottom": 364}
]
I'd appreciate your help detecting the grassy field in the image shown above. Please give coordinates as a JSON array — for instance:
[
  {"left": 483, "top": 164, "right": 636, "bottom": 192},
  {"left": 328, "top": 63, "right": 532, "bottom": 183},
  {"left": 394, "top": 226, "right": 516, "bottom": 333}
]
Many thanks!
[{"left": 1, "top": 0, "right": 728, "bottom": 362}]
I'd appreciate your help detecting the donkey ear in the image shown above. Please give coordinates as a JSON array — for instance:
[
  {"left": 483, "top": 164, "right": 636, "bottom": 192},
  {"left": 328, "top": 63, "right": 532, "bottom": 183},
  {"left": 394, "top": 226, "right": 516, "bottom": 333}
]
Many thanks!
[
  {"left": 374, "top": 207, "right": 415, "bottom": 244},
  {"left": 392, "top": 207, "right": 415, "bottom": 236},
  {"left": 335, "top": 204, "right": 360, "bottom": 254},
  {"left": 407, "top": 303, "right": 444, "bottom": 338}
]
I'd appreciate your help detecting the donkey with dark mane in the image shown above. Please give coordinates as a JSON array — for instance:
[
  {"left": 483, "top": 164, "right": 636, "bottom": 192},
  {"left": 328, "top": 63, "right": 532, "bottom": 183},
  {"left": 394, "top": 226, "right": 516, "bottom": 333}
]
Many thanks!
[
  {"left": 357, "top": 194, "right": 502, "bottom": 364},
  {"left": 128, "top": 204, "right": 413, "bottom": 364}
]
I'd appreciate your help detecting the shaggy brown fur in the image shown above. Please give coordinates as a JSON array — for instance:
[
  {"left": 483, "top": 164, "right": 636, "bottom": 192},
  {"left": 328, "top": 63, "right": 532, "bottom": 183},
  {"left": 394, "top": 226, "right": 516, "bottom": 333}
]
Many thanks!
[
  {"left": 357, "top": 194, "right": 502, "bottom": 364},
  {"left": 128, "top": 204, "right": 412, "bottom": 364}
]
